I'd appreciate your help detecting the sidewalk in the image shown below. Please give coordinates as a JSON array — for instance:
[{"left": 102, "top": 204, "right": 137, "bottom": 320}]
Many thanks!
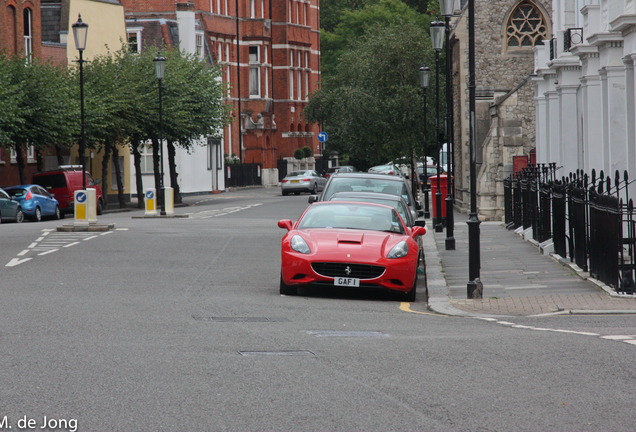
[{"left": 423, "top": 210, "right": 636, "bottom": 317}]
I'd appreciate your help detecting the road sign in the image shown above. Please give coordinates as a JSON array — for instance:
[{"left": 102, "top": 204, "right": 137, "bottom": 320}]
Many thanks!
[
  {"left": 76, "top": 192, "right": 87, "bottom": 203},
  {"left": 318, "top": 132, "right": 328, "bottom": 143}
]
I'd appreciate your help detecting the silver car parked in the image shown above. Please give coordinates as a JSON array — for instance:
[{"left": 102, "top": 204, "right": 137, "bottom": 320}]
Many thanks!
[{"left": 281, "top": 170, "right": 327, "bottom": 195}]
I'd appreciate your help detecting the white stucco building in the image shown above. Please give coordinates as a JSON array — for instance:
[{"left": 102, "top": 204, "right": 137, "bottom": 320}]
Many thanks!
[{"left": 533, "top": 0, "right": 636, "bottom": 182}]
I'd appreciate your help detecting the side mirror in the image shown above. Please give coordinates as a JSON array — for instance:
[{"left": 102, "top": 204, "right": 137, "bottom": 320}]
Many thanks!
[
  {"left": 278, "top": 219, "right": 293, "bottom": 231},
  {"left": 412, "top": 226, "right": 426, "bottom": 237},
  {"left": 308, "top": 195, "right": 318, "bottom": 204},
  {"left": 95, "top": 179, "right": 102, "bottom": 184}
]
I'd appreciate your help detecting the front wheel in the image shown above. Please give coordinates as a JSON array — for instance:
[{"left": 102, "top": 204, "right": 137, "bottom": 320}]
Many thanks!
[
  {"left": 15, "top": 208, "right": 24, "bottom": 224},
  {"left": 54, "top": 205, "right": 61, "bottom": 220},
  {"left": 311, "top": 183, "right": 317, "bottom": 194},
  {"left": 34, "top": 207, "right": 42, "bottom": 222},
  {"left": 96, "top": 199, "right": 103, "bottom": 215},
  {"left": 280, "top": 274, "right": 298, "bottom": 296},
  {"left": 402, "top": 271, "right": 417, "bottom": 302}
]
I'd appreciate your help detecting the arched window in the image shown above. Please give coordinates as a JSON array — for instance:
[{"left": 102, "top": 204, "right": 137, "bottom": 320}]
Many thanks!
[
  {"left": 6, "top": 6, "right": 17, "bottom": 55},
  {"left": 506, "top": 1, "right": 547, "bottom": 50}
]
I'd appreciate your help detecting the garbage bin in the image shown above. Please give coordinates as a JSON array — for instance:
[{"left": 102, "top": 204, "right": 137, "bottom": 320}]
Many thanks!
[{"left": 430, "top": 174, "right": 453, "bottom": 226}]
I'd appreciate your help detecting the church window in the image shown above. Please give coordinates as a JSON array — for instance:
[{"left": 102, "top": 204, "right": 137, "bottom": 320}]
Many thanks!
[{"left": 506, "top": 1, "right": 547, "bottom": 50}]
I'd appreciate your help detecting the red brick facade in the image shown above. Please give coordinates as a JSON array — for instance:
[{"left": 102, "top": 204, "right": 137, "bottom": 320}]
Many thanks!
[{"left": 120, "top": 0, "right": 321, "bottom": 170}]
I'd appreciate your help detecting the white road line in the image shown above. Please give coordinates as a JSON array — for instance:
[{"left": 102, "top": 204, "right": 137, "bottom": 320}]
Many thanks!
[
  {"left": 36, "top": 237, "right": 44, "bottom": 241},
  {"left": 28, "top": 243, "right": 37, "bottom": 248},
  {"left": 83, "top": 236, "right": 98, "bottom": 241},
  {"left": 17, "top": 250, "right": 29, "bottom": 256},
  {"left": 64, "top": 242, "right": 80, "bottom": 248},
  {"left": 101, "top": 231, "right": 113, "bottom": 235},
  {"left": 38, "top": 249, "right": 58, "bottom": 256}
]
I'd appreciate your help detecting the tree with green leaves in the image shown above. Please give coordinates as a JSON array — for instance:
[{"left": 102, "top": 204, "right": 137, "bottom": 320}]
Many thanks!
[
  {"left": 304, "top": 18, "right": 441, "bottom": 168},
  {"left": 0, "top": 55, "right": 76, "bottom": 184}
]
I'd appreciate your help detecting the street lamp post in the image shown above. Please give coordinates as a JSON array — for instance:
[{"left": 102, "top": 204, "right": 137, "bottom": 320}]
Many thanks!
[
  {"left": 467, "top": 0, "right": 482, "bottom": 298},
  {"left": 419, "top": 63, "right": 431, "bottom": 219},
  {"left": 440, "top": 0, "right": 456, "bottom": 250},
  {"left": 72, "top": 14, "right": 88, "bottom": 191},
  {"left": 154, "top": 51, "right": 167, "bottom": 216},
  {"left": 430, "top": 17, "right": 445, "bottom": 233}
]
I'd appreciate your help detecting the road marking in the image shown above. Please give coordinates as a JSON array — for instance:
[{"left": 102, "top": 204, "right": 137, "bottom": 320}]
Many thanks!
[
  {"left": 399, "top": 302, "right": 447, "bottom": 316},
  {"left": 17, "top": 250, "right": 29, "bottom": 256},
  {"left": 185, "top": 203, "right": 263, "bottom": 219},
  {"left": 83, "top": 236, "right": 98, "bottom": 241},
  {"left": 28, "top": 243, "right": 37, "bottom": 248},
  {"left": 472, "top": 317, "right": 636, "bottom": 346},
  {"left": 38, "top": 249, "right": 58, "bottom": 256},
  {"left": 64, "top": 242, "right": 80, "bottom": 248},
  {"left": 6, "top": 257, "right": 32, "bottom": 267}
]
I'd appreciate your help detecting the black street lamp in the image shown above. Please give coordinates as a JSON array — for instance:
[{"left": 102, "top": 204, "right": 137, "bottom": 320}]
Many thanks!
[
  {"left": 440, "top": 0, "right": 456, "bottom": 250},
  {"left": 154, "top": 51, "right": 167, "bottom": 216},
  {"left": 72, "top": 14, "right": 88, "bottom": 191},
  {"left": 419, "top": 63, "right": 431, "bottom": 219},
  {"left": 467, "top": 0, "right": 482, "bottom": 298},
  {"left": 430, "top": 17, "right": 445, "bottom": 233}
]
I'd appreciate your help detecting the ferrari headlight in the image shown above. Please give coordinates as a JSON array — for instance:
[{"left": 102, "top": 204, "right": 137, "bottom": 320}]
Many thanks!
[
  {"left": 387, "top": 241, "right": 409, "bottom": 259},
  {"left": 290, "top": 235, "right": 311, "bottom": 254}
]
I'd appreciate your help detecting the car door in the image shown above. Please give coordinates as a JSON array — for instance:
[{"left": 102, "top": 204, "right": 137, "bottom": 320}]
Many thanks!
[
  {"left": 0, "top": 189, "right": 14, "bottom": 221},
  {"left": 35, "top": 186, "right": 56, "bottom": 215}
]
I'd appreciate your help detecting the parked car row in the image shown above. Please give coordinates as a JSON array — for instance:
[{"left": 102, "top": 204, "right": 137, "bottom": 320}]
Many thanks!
[
  {"left": 0, "top": 167, "right": 104, "bottom": 224},
  {"left": 278, "top": 170, "right": 427, "bottom": 302}
]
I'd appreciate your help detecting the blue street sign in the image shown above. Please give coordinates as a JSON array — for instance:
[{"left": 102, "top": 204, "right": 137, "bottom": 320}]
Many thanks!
[
  {"left": 76, "top": 192, "right": 87, "bottom": 203},
  {"left": 146, "top": 190, "right": 154, "bottom": 199},
  {"left": 318, "top": 132, "right": 328, "bottom": 143}
]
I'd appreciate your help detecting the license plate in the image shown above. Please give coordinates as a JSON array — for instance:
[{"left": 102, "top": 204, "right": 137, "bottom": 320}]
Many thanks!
[
  {"left": 334, "top": 277, "right": 360, "bottom": 287},
  {"left": 290, "top": 180, "right": 300, "bottom": 183}
]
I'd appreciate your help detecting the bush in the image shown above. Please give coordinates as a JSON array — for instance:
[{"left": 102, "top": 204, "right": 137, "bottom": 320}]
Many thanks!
[
  {"left": 294, "top": 148, "right": 305, "bottom": 160},
  {"left": 302, "top": 146, "right": 312, "bottom": 158}
]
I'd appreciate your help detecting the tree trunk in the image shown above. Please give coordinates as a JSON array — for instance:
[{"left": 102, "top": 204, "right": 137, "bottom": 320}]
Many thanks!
[
  {"left": 131, "top": 138, "right": 145, "bottom": 209},
  {"left": 15, "top": 144, "right": 26, "bottom": 185},
  {"left": 112, "top": 146, "right": 126, "bottom": 209},
  {"left": 36, "top": 149, "right": 44, "bottom": 173},
  {"left": 152, "top": 138, "right": 162, "bottom": 207},
  {"left": 101, "top": 141, "right": 112, "bottom": 210},
  {"left": 167, "top": 140, "right": 182, "bottom": 204},
  {"left": 55, "top": 146, "right": 64, "bottom": 167}
]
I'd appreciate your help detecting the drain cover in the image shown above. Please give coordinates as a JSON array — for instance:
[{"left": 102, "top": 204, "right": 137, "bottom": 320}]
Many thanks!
[
  {"left": 238, "top": 350, "right": 315, "bottom": 356},
  {"left": 305, "top": 330, "right": 390, "bottom": 338},
  {"left": 193, "top": 316, "right": 289, "bottom": 322}
]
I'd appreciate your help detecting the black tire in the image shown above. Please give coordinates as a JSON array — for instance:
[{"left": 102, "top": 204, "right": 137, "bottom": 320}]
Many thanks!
[
  {"left": 280, "top": 274, "right": 298, "bottom": 296},
  {"left": 403, "top": 271, "right": 417, "bottom": 302},
  {"left": 97, "top": 199, "right": 103, "bottom": 215},
  {"left": 54, "top": 205, "right": 61, "bottom": 220},
  {"left": 34, "top": 207, "right": 42, "bottom": 222},
  {"left": 15, "top": 208, "right": 24, "bottom": 224},
  {"left": 311, "top": 182, "right": 317, "bottom": 194},
  {"left": 282, "top": 190, "right": 289, "bottom": 196}
]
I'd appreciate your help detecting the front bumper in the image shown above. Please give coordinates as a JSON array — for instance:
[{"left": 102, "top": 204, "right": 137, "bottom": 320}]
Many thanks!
[{"left": 281, "top": 251, "right": 417, "bottom": 293}]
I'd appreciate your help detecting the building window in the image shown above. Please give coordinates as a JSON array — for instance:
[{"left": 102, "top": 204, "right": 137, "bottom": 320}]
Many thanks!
[
  {"left": 23, "top": 8, "right": 32, "bottom": 61},
  {"left": 250, "top": 0, "right": 255, "bottom": 18},
  {"left": 128, "top": 29, "right": 142, "bottom": 53},
  {"left": 196, "top": 33, "right": 204, "bottom": 58},
  {"left": 138, "top": 144, "right": 153, "bottom": 174},
  {"left": 249, "top": 45, "right": 260, "bottom": 97},
  {"left": 506, "top": 1, "right": 548, "bottom": 50}
]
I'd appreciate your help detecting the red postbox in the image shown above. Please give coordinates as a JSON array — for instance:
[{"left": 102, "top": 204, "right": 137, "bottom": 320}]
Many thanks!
[{"left": 430, "top": 174, "right": 453, "bottom": 221}]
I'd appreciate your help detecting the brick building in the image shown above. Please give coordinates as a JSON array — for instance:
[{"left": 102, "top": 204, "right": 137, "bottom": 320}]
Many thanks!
[{"left": 119, "top": 0, "right": 322, "bottom": 185}]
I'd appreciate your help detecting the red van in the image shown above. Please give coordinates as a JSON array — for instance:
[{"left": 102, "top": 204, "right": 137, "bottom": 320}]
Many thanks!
[{"left": 33, "top": 167, "right": 104, "bottom": 216}]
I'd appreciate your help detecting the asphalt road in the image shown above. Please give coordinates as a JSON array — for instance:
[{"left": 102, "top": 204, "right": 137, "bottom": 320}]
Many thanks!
[{"left": 1, "top": 188, "right": 635, "bottom": 431}]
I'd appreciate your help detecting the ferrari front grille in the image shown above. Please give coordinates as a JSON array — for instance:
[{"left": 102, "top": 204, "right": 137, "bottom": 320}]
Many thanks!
[{"left": 311, "top": 262, "right": 385, "bottom": 279}]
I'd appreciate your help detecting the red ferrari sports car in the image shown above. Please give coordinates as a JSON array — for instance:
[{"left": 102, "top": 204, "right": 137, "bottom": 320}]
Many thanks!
[{"left": 278, "top": 201, "right": 426, "bottom": 300}]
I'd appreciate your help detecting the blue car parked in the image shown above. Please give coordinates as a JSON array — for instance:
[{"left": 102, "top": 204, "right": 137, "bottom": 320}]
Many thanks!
[{"left": 3, "top": 185, "right": 61, "bottom": 221}]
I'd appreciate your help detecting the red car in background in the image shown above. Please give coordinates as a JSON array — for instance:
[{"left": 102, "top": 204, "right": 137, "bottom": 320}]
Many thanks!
[
  {"left": 278, "top": 201, "right": 425, "bottom": 301},
  {"left": 33, "top": 167, "right": 104, "bottom": 216}
]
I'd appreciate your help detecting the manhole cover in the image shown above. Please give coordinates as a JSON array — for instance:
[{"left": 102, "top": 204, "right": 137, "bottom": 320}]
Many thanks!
[
  {"left": 238, "top": 350, "right": 315, "bottom": 356},
  {"left": 305, "top": 330, "right": 390, "bottom": 338}
]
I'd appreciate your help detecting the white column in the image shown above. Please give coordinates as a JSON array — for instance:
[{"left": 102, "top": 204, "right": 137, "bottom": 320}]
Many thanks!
[
  {"left": 558, "top": 83, "right": 581, "bottom": 175},
  {"left": 547, "top": 89, "right": 561, "bottom": 173},
  {"left": 606, "top": 64, "right": 628, "bottom": 176}
]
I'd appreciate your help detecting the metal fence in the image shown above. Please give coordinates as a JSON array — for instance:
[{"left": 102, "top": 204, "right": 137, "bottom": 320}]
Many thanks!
[
  {"left": 504, "top": 164, "right": 636, "bottom": 294},
  {"left": 224, "top": 163, "right": 262, "bottom": 188}
]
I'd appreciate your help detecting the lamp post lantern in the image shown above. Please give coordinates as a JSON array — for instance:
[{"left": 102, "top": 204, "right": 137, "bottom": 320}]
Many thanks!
[
  {"left": 154, "top": 51, "right": 167, "bottom": 216},
  {"left": 72, "top": 14, "right": 88, "bottom": 191},
  {"left": 419, "top": 63, "right": 431, "bottom": 219},
  {"left": 441, "top": 0, "right": 456, "bottom": 250},
  {"left": 430, "top": 17, "right": 445, "bottom": 233}
]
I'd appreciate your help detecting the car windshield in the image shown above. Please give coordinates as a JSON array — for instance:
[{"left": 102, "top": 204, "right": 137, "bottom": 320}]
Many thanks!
[
  {"left": 6, "top": 188, "right": 27, "bottom": 198},
  {"left": 323, "top": 177, "right": 411, "bottom": 205},
  {"left": 287, "top": 171, "right": 309, "bottom": 177},
  {"left": 329, "top": 197, "right": 408, "bottom": 224},
  {"left": 297, "top": 203, "right": 404, "bottom": 234}
]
